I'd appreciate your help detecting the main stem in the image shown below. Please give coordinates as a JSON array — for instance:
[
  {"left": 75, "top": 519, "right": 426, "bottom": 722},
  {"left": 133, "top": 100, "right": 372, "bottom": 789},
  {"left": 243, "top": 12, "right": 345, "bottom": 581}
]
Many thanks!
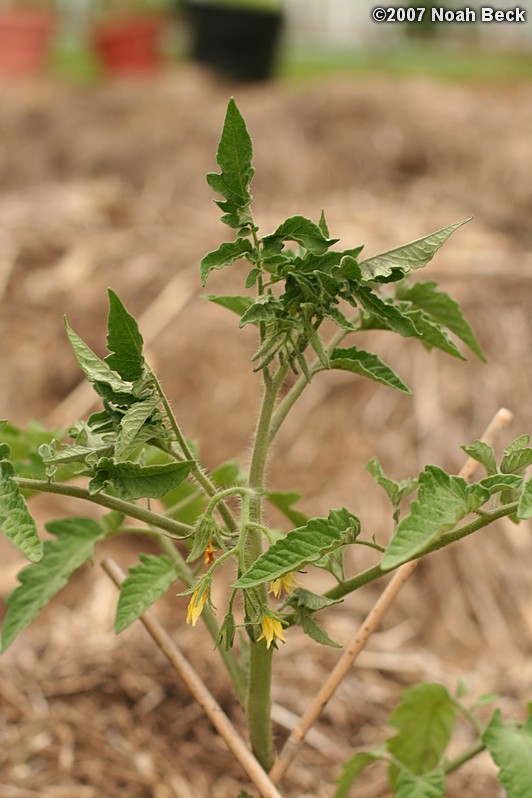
[{"left": 245, "top": 365, "right": 286, "bottom": 771}]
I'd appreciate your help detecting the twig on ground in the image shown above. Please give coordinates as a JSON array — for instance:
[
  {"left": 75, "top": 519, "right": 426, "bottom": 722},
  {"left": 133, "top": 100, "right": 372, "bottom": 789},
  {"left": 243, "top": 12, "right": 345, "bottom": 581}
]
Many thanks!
[
  {"left": 269, "top": 407, "right": 513, "bottom": 785},
  {"left": 101, "top": 557, "right": 284, "bottom": 798}
]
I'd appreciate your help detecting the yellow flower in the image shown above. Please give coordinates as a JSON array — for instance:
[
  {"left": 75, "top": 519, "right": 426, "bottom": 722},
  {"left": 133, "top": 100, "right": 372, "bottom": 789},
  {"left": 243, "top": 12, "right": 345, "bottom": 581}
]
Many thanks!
[
  {"left": 258, "top": 615, "right": 286, "bottom": 649},
  {"left": 269, "top": 572, "right": 300, "bottom": 599},
  {"left": 186, "top": 586, "right": 208, "bottom": 627},
  {"left": 203, "top": 539, "right": 216, "bottom": 566}
]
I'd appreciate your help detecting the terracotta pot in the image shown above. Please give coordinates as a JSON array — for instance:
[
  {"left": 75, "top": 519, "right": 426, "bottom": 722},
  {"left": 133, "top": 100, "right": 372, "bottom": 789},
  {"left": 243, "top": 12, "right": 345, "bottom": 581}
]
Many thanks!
[
  {"left": 184, "top": 3, "right": 283, "bottom": 83},
  {"left": 0, "top": 9, "right": 54, "bottom": 77},
  {"left": 93, "top": 16, "right": 167, "bottom": 76}
]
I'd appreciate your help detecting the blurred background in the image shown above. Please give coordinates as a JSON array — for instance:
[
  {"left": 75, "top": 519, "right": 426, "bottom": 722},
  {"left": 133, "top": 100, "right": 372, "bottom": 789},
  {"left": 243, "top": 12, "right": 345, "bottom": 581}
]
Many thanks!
[{"left": 1, "top": 2, "right": 532, "bottom": 797}]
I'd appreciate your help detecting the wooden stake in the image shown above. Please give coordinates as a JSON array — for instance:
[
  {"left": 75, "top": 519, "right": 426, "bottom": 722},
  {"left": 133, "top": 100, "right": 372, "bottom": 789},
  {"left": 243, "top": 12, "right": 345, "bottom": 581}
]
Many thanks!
[{"left": 269, "top": 407, "right": 513, "bottom": 785}]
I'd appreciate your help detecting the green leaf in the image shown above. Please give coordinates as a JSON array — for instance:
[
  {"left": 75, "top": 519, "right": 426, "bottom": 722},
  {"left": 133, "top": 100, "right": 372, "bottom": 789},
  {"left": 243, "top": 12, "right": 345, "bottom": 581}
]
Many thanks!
[
  {"left": 200, "top": 239, "right": 254, "bottom": 286},
  {"left": 212, "top": 459, "right": 246, "bottom": 488},
  {"left": 89, "top": 458, "right": 194, "bottom": 501},
  {"left": 205, "top": 294, "right": 254, "bottom": 318},
  {"left": 404, "top": 309, "right": 466, "bottom": 360},
  {"left": 366, "top": 457, "right": 418, "bottom": 507},
  {"left": 501, "top": 437, "right": 532, "bottom": 475},
  {"left": 39, "top": 441, "right": 113, "bottom": 465},
  {"left": 1, "top": 518, "right": 104, "bottom": 651},
  {"left": 478, "top": 474, "right": 522, "bottom": 495},
  {"left": 461, "top": 440, "right": 498, "bottom": 475},
  {"left": 105, "top": 289, "right": 145, "bottom": 381},
  {"left": 234, "top": 508, "right": 360, "bottom": 590},
  {"left": 114, "top": 397, "right": 158, "bottom": 462},
  {"left": 287, "top": 587, "right": 342, "bottom": 612},
  {"left": 206, "top": 98, "right": 254, "bottom": 228},
  {"left": 0, "top": 444, "right": 42, "bottom": 563},
  {"left": 318, "top": 209, "right": 330, "bottom": 238},
  {"left": 239, "top": 294, "right": 282, "bottom": 328},
  {"left": 263, "top": 215, "right": 336, "bottom": 255},
  {"left": 381, "top": 466, "right": 489, "bottom": 571},
  {"left": 395, "top": 769, "right": 446, "bottom": 798},
  {"left": 330, "top": 346, "right": 411, "bottom": 394},
  {"left": 397, "top": 281, "right": 485, "bottom": 360},
  {"left": 266, "top": 490, "right": 308, "bottom": 527},
  {"left": 387, "top": 683, "right": 456, "bottom": 775},
  {"left": 356, "top": 288, "right": 417, "bottom": 337},
  {"left": 298, "top": 610, "right": 341, "bottom": 648},
  {"left": 65, "top": 319, "right": 132, "bottom": 393},
  {"left": 115, "top": 554, "right": 178, "bottom": 633},
  {"left": 517, "top": 477, "right": 532, "bottom": 520},
  {"left": 334, "top": 751, "right": 384, "bottom": 798},
  {"left": 482, "top": 710, "right": 532, "bottom": 798},
  {"left": 359, "top": 219, "right": 470, "bottom": 282}
]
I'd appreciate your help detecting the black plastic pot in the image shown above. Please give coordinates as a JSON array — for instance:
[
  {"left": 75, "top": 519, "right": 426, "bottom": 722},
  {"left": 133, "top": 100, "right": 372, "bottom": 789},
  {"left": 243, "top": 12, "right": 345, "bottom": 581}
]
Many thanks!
[{"left": 184, "top": 3, "right": 283, "bottom": 82}]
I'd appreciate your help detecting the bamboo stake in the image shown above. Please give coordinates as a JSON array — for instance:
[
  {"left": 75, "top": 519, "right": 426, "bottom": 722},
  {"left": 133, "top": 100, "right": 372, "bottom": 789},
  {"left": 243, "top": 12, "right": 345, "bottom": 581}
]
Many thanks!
[
  {"left": 101, "top": 557, "right": 284, "bottom": 798},
  {"left": 269, "top": 407, "right": 513, "bottom": 785}
]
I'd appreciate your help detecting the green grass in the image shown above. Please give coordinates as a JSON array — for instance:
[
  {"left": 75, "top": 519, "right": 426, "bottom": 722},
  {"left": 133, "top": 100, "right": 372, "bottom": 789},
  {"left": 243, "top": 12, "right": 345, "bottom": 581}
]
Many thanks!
[{"left": 280, "top": 41, "right": 532, "bottom": 84}]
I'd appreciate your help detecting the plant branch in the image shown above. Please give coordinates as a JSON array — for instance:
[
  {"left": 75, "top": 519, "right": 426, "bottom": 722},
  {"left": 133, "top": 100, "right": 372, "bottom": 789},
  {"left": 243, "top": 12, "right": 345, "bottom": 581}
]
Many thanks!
[
  {"left": 445, "top": 741, "right": 486, "bottom": 774},
  {"left": 325, "top": 499, "right": 519, "bottom": 601},
  {"left": 245, "top": 363, "right": 288, "bottom": 771},
  {"left": 155, "top": 534, "right": 247, "bottom": 705},
  {"left": 269, "top": 326, "right": 349, "bottom": 442},
  {"left": 101, "top": 557, "right": 284, "bottom": 798},
  {"left": 152, "top": 373, "right": 238, "bottom": 534},
  {"left": 15, "top": 477, "right": 193, "bottom": 539},
  {"left": 269, "top": 407, "right": 513, "bottom": 785}
]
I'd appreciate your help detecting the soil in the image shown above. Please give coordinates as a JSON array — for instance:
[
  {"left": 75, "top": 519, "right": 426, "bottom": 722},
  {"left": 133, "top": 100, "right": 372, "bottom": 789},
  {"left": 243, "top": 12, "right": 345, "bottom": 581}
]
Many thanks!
[{"left": 1, "top": 66, "right": 532, "bottom": 798}]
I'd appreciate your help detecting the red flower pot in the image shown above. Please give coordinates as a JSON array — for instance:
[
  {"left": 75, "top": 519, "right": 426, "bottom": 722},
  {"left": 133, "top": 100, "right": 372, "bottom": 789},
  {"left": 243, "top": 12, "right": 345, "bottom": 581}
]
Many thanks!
[
  {"left": 93, "top": 16, "right": 167, "bottom": 76},
  {"left": 0, "top": 10, "right": 54, "bottom": 77}
]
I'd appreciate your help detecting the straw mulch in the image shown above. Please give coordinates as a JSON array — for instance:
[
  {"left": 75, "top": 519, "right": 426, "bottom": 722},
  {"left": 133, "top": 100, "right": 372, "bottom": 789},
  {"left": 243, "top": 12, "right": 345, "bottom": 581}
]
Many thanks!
[{"left": 1, "top": 67, "right": 532, "bottom": 797}]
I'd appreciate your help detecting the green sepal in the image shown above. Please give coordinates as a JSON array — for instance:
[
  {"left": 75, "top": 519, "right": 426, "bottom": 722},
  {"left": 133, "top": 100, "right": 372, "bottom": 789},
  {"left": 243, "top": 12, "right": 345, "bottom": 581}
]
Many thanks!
[
  {"left": 187, "top": 515, "right": 218, "bottom": 563},
  {"left": 88, "top": 458, "right": 195, "bottom": 501},
  {"left": 234, "top": 508, "right": 360, "bottom": 590},
  {"left": 1, "top": 518, "right": 105, "bottom": 651},
  {"left": 216, "top": 610, "right": 236, "bottom": 651},
  {"left": 105, "top": 289, "right": 145, "bottom": 381},
  {"left": 330, "top": 346, "right": 411, "bottom": 394},
  {"left": 359, "top": 219, "right": 471, "bottom": 282},
  {"left": 0, "top": 444, "right": 42, "bottom": 563},
  {"left": 200, "top": 238, "right": 254, "bottom": 286},
  {"left": 115, "top": 554, "right": 178, "bottom": 633}
]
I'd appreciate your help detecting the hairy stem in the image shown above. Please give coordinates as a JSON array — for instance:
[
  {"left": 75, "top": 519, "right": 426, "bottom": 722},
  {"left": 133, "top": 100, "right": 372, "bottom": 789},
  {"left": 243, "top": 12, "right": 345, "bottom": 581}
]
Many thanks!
[
  {"left": 245, "top": 364, "right": 287, "bottom": 771},
  {"left": 15, "top": 477, "right": 193, "bottom": 538},
  {"left": 445, "top": 741, "right": 486, "bottom": 774},
  {"left": 325, "top": 502, "right": 518, "bottom": 601},
  {"left": 152, "top": 374, "right": 238, "bottom": 534},
  {"left": 269, "top": 326, "right": 348, "bottom": 442}
]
